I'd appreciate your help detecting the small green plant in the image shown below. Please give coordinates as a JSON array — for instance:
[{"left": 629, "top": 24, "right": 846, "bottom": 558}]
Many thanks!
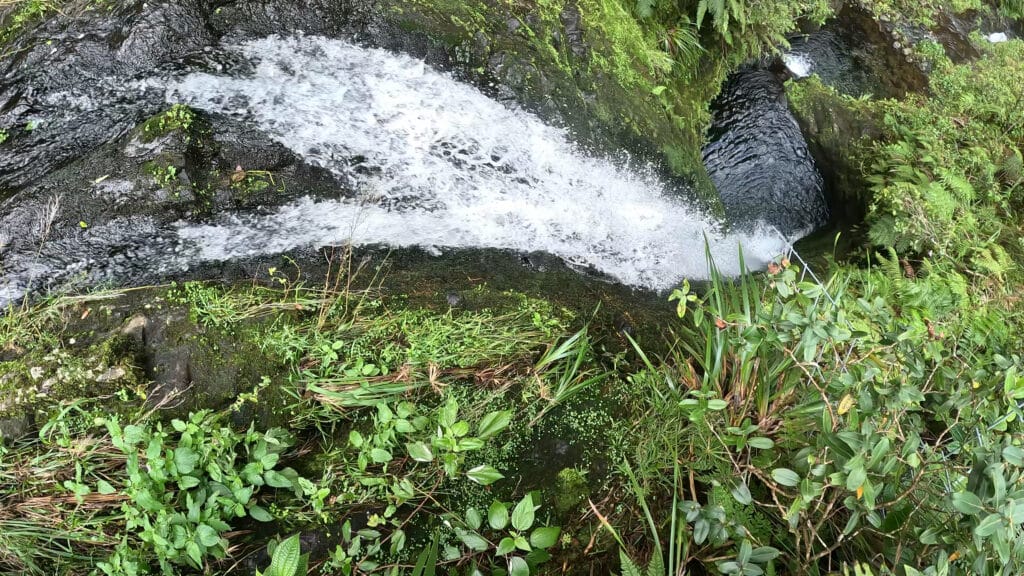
[
  {"left": 447, "top": 493, "right": 561, "bottom": 575},
  {"left": 97, "top": 411, "right": 304, "bottom": 574},
  {"left": 530, "top": 326, "right": 610, "bottom": 425},
  {"left": 142, "top": 104, "right": 196, "bottom": 141},
  {"left": 148, "top": 162, "right": 180, "bottom": 189},
  {"left": 257, "top": 534, "right": 308, "bottom": 576}
]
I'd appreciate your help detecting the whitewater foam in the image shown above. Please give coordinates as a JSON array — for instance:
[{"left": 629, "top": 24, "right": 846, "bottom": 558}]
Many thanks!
[{"left": 168, "top": 35, "right": 793, "bottom": 290}]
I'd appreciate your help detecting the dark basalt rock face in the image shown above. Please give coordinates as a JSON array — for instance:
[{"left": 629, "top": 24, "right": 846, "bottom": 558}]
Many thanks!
[{"left": 703, "top": 68, "right": 828, "bottom": 236}]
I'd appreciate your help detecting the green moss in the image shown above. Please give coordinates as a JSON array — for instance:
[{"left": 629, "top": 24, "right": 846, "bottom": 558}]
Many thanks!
[
  {"left": 552, "top": 467, "right": 590, "bottom": 515},
  {"left": 0, "top": 335, "right": 145, "bottom": 422},
  {"left": 139, "top": 104, "right": 197, "bottom": 143},
  {"left": 786, "top": 75, "right": 884, "bottom": 218}
]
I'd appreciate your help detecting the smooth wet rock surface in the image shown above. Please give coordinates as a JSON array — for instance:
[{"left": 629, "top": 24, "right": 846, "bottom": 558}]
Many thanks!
[{"left": 703, "top": 68, "right": 828, "bottom": 234}]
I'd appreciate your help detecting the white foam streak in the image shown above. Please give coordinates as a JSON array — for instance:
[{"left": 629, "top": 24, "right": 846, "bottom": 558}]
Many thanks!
[
  {"left": 783, "top": 53, "right": 813, "bottom": 78},
  {"left": 169, "top": 36, "right": 791, "bottom": 289}
]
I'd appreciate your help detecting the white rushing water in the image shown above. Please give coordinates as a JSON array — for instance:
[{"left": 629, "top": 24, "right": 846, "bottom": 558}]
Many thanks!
[
  {"left": 168, "top": 35, "right": 793, "bottom": 289},
  {"left": 783, "top": 53, "right": 813, "bottom": 79}
]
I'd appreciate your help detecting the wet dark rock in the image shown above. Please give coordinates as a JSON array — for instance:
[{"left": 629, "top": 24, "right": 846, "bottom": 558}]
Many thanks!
[
  {"left": 0, "top": 414, "right": 30, "bottom": 440},
  {"left": 703, "top": 68, "right": 827, "bottom": 235},
  {"left": 786, "top": 4, "right": 928, "bottom": 99},
  {"left": 559, "top": 4, "right": 587, "bottom": 60},
  {"left": 445, "top": 290, "right": 462, "bottom": 307}
]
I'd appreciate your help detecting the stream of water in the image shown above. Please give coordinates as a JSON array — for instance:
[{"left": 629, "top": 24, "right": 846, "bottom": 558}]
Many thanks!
[
  {"left": 167, "top": 36, "right": 794, "bottom": 290},
  {"left": 1, "top": 35, "right": 811, "bottom": 305}
]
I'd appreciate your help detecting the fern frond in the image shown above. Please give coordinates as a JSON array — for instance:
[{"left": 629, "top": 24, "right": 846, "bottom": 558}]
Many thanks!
[
  {"left": 619, "top": 549, "right": 644, "bottom": 576},
  {"left": 938, "top": 168, "right": 975, "bottom": 203}
]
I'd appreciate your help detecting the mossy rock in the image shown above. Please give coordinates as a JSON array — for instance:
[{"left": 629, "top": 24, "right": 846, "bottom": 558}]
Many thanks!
[
  {"left": 786, "top": 75, "right": 884, "bottom": 222},
  {"left": 551, "top": 467, "right": 590, "bottom": 516}
]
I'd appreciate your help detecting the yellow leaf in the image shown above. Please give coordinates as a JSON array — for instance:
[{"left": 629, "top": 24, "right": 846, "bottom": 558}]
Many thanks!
[
  {"left": 856, "top": 485, "right": 864, "bottom": 500},
  {"left": 838, "top": 394, "right": 856, "bottom": 415},
  {"left": 948, "top": 551, "right": 960, "bottom": 562}
]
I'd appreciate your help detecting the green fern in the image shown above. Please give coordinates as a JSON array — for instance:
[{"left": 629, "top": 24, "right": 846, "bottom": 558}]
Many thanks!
[
  {"left": 998, "top": 148, "right": 1022, "bottom": 185},
  {"left": 619, "top": 549, "right": 644, "bottom": 576},
  {"left": 635, "top": 0, "right": 658, "bottom": 19},
  {"left": 937, "top": 168, "right": 976, "bottom": 203},
  {"left": 867, "top": 214, "right": 900, "bottom": 249}
]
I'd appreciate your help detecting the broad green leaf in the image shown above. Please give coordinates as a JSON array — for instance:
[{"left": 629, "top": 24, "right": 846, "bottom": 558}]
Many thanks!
[
  {"left": 186, "top": 541, "right": 202, "bottom": 568},
  {"left": 508, "top": 556, "right": 530, "bottom": 576},
  {"left": 496, "top": 537, "right": 516, "bottom": 556},
  {"left": 136, "top": 489, "right": 164, "bottom": 512},
  {"left": 370, "top": 448, "right": 393, "bottom": 464},
  {"left": 455, "top": 529, "right": 489, "bottom": 552},
  {"left": 748, "top": 546, "right": 780, "bottom": 563},
  {"left": 407, "top": 442, "right": 434, "bottom": 463},
  {"left": 1003, "top": 445, "right": 1024, "bottom": 466},
  {"left": 465, "top": 507, "right": 482, "bottom": 531},
  {"left": 951, "top": 491, "right": 984, "bottom": 515},
  {"left": 489, "top": 500, "right": 510, "bottom": 530},
  {"left": 975, "top": 513, "right": 1004, "bottom": 537},
  {"left": 846, "top": 466, "right": 867, "bottom": 492},
  {"left": 772, "top": 468, "right": 800, "bottom": 487},
  {"left": 234, "top": 486, "right": 254, "bottom": 505},
  {"left": 737, "top": 540, "right": 752, "bottom": 564},
  {"left": 96, "top": 480, "right": 117, "bottom": 495},
  {"left": 514, "top": 535, "right": 531, "bottom": 552},
  {"left": 264, "top": 470, "right": 294, "bottom": 489},
  {"left": 249, "top": 505, "right": 274, "bottom": 522},
  {"left": 919, "top": 527, "right": 939, "bottom": 544},
  {"left": 477, "top": 411, "right": 512, "bottom": 439},
  {"left": 694, "top": 518, "right": 710, "bottom": 544},
  {"left": 731, "top": 481, "right": 752, "bottom": 505},
  {"left": 707, "top": 399, "right": 729, "bottom": 411},
  {"left": 466, "top": 465, "right": 504, "bottom": 486},
  {"left": 197, "top": 523, "right": 221, "bottom": 547},
  {"left": 349, "top": 430, "right": 364, "bottom": 448},
  {"left": 530, "top": 527, "right": 561, "bottom": 549},
  {"left": 747, "top": 437, "right": 774, "bottom": 450},
  {"left": 512, "top": 494, "right": 535, "bottom": 531},
  {"left": 439, "top": 398, "right": 459, "bottom": 428},
  {"left": 451, "top": 421, "right": 470, "bottom": 438},
  {"left": 173, "top": 447, "right": 199, "bottom": 475},
  {"left": 269, "top": 533, "right": 302, "bottom": 576}
]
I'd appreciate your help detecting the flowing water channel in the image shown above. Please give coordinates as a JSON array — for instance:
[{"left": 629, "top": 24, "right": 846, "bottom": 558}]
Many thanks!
[{"left": 1, "top": 34, "right": 822, "bottom": 305}]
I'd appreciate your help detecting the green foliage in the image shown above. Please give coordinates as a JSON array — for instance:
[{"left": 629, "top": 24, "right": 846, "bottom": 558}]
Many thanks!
[
  {"left": 96, "top": 411, "right": 302, "bottom": 574},
  {"left": 998, "top": 0, "right": 1024, "bottom": 18},
  {"left": 141, "top": 104, "right": 197, "bottom": 142},
  {"left": 862, "top": 40, "right": 1024, "bottom": 274},
  {"left": 257, "top": 534, "right": 309, "bottom": 576},
  {"left": 0, "top": 400, "right": 320, "bottom": 576},
  {"left": 530, "top": 326, "right": 610, "bottom": 424},
  {"left": 642, "top": 246, "right": 1024, "bottom": 574},
  {"left": 442, "top": 493, "right": 561, "bottom": 575}
]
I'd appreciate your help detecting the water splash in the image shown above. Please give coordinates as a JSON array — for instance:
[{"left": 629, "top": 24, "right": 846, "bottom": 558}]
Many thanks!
[
  {"left": 783, "top": 53, "right": 814, "bottom": 78},
  {"left": 168, "top": 36, "right": 794, "bottom": 290}
]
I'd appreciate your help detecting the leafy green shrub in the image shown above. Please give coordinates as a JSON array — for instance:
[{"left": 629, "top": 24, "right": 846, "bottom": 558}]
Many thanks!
[
  {"left": 97, "top": 411, "right": 303, "bottom": 575},
  {"left": 622, "top": 247, "right": 1024, "bottom": 574},
  {"left": 863, "top": 40, "right": 1024, "bottom": 272}
]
